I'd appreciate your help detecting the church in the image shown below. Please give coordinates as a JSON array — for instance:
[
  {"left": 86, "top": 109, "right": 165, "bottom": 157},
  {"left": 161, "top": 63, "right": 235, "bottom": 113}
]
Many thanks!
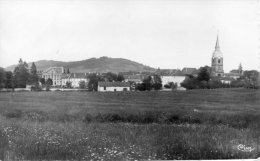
[
  {"left": 211, "top": 35, "right": 224, "bottom": 77},
  {"left": 210, "top": 35, "right": 244, "bottom": 83}
]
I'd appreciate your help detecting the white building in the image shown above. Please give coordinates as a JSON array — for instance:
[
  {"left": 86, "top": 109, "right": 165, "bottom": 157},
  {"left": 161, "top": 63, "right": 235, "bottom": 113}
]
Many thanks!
[
  {"left": 220, "top": 77, "right": 235, "bottom": 84},
  {"left": 161, "top": 75, "right": 186, "bottom": 88},
  {"left": 42, "top": 67, "right": 65, "bottom": 86},
  {"left": 98, "top": 82, "right": 130, "bottom": 92},
  {"left": 61, "top": 73, "right": 88, "bottom": 88}
]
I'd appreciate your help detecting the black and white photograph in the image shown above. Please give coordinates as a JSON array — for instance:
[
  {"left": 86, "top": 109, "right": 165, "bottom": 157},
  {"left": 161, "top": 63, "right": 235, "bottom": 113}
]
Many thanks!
[{"left": 0, "top": 0, "right": 260, "bottom": 160}]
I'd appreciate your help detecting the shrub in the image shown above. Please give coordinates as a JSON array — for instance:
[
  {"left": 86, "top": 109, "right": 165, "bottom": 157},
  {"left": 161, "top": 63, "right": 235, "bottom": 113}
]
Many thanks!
[
  {"left": 181, "top": 77, "right": 198, "bottom": 90},
  {"left": 4, "top": 109, "right": 22, "bottom": 119}
]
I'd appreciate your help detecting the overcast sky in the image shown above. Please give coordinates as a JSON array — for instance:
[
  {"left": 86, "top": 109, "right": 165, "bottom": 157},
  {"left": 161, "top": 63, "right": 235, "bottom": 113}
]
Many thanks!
[{"left": 0, "top": 0, "right": 259, "bottom": 72}]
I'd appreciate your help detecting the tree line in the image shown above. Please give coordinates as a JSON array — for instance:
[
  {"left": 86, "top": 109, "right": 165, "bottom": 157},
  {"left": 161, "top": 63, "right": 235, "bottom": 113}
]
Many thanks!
[
  {"left": 86, "top": 73, "right": 163, "bottom": 91},
  {"left": 1, "top": 60, "right": 259, "bottom": 91},
  {"left": 0, "top": 59, "right": 40, "bottom": 90},
  {"left": 181, "top": 66, "right": 259, "bottom": 90}
]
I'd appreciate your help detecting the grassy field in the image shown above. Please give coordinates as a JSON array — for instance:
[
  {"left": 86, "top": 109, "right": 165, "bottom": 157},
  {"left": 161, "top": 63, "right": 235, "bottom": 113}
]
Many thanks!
[{"left": 0, "top": 89, "right": 260, "bottom": 160}]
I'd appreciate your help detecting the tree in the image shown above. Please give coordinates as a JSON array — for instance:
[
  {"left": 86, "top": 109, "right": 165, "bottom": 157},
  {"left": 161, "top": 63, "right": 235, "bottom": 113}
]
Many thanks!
[
  {"left": 198, "top": 80, "right": 208, "bottom": 89},
  {"left": 23, "top": 61, "right": 29, "bottom": 68},
  {"left": 197, "top": 66, "right": 211, "bottom": 82},
  {"left": 13, "top": 59, "right": 30, "bottom": 88},
  {"left": 243, "top": 70, "right": 259, "bottom": 88},
  {"left": 105, "top": 72, "right": 118, "bottom": 82},
  {"left": 40, "top": 78, "right": 46, "bottom": 85},
  {"left": 87, "top": 73, "right": 104, "bottom": 91},
  {"left": 230, "top": 79, "right": 246, "bottom": 88},
  {"left": 181, "top": 77, "right": 198, "bottom": 90},
  {"left": 136, "top": 74, "right": 162, "bottom": 91},
  {"left": 79, "top": 81, "right": 86, "bottom": 89},
  {"left": 5, "top": 71, "right": 14, "bottom": 89},
  {"left": 46, "top": 78, "right": 53, "bottom": 86},
  {"left": 142, "top": 76, "right": 152, "bottom": 91},
  {"left": 67, "top": 68, "right": 70, "bottom": 74},
  {"left": 28, "top": 62, "right": 39, "bottom": 86},
  {"left": 0, "top": 67, "right": 6, "bottom": 89},
  {"left": 164, "top": 82, "right": 177, "bottom": 90},
  {"left": 66, "top": 81, "right": 72, "bottom": 88},
  {"left": 31, "top": 62, "right": 37, "bottom": 74},
  {"left": 152, "top": 74, "right": 162, "bottom": 90},
  {"left": 208, "top": 79, "right": 222, "bottom": 89},
  {"left": 117, "top": 74, "right": 125, "bottom": 82},
  {"left": 18, "top": 58, "right": 23, "bottom": 64},
  {"left": 135, "top": 83, "right": 146, "bottom": 91},
  {"left": 46, "top": 78, "right": 53, "bottom": 91}
]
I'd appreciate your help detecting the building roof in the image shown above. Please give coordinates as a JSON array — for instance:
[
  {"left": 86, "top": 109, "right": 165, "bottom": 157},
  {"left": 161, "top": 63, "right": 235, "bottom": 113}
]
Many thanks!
[
  {"left": 61, "top": 73, "right": 88, "bottom": 79},
  {"left": 125, "top": 75, "right": 144, "bottom": 80},
  {"left": 98, "top": 81, "right": 130, "bottom": 87},
  {"left": 42, "top": 67, "right": 64, "bottom": 74},
  {"left": 225, "top": 73, "right": 242, "bottom": 78},
  {"left": 181, "top": 68, "right": 198, "bottom": 75},
  {"left": 219, "top": 77, "right": 235, "bottom": 81}
]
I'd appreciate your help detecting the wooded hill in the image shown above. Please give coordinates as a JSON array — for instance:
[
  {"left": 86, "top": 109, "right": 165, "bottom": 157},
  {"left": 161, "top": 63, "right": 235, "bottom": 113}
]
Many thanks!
[{"left": 5, "top": 56, "right": 155, "bottom": 73}]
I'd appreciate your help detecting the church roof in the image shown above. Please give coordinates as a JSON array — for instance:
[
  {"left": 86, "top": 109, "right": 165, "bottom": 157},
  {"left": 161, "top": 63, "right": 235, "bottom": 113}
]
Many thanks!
[{"left": 212, "top": 35, "right": 223, "bottom": 58}]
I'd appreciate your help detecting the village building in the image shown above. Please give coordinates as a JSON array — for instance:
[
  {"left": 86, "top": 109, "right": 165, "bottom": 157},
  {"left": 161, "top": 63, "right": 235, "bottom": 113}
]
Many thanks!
[
  {"left": 219, "top": 77, "right": 235, "bottom": 84},
  {"left": 61, "top": 73, "right": 88, "bottom": 88},
  {"left": 160, "top": 68, "right": 198, "bottom": 88},
  {"left": 161, "top": 75, "right": 186, "bottom": 88},
  {"left": 211, "top": 35, "right": 224, "bottom": 77},
  {"left": 225, "top": 63, "right": 243, "bottom": 80},
  {"left": 181, "top": 68, "right": 198, "bottom": 76},
  {"left": 41, "top": 67, "right": 66, "bottom": 86},
  {"left": 98, "top": 82, "right": 130, "bottom": 92},
  {"left": 124, "top": 75, "right": 144, "bottom": 84}
]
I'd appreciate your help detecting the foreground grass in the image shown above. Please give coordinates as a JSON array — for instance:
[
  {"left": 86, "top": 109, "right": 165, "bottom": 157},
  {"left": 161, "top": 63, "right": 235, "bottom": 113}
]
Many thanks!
[
  {"left": 0, "top": 89, "right": 260, "bottom": 160},
  {"left": 1, "top": 120, "right": 260, "bottom": 160}
]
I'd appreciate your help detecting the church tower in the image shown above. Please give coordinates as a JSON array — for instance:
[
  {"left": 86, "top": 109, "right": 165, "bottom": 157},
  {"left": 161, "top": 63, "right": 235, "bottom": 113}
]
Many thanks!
[{"left": 211, "top": 35, "right": 224, "bottom": 77}]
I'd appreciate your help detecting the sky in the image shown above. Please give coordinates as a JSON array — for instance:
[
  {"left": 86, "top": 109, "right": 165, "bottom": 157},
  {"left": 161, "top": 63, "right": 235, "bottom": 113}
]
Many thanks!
[{"left": 0, "top": 0, "right": 259, "bottom": 72}]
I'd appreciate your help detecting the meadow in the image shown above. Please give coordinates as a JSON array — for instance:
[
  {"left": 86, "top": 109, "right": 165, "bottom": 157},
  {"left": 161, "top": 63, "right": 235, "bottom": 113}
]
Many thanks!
[{"left": 0, "top": 89, "right": 260, "bottom": 160}]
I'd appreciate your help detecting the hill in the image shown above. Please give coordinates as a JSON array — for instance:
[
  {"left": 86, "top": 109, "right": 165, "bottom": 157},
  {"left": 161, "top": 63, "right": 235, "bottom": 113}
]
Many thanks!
[{"left": 5, "top": 56, "right": 156, "bottom": 73}]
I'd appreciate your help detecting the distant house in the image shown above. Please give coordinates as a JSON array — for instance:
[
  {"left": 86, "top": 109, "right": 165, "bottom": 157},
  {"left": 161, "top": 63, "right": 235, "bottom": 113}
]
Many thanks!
[
  {"left": 98, "top": 82, "right": 130, "bottom": 92},
  {"left": 41, "top": 67, "right": 65, "bottom": 86},
  {"left": 124, "top": 75, "right": 144, "bottom": 84},
  {"left": 181, "top": 67, "right": 198, "bottom": 76},
  {"left": 225, "top": 67, "right": 243, "bottom": 80},
  {"left": 161, "top": 75, "right": 186, "bottom": 88},
  {"left": 154, "top": 69, "right": 183, "bottom": 76},
  {"left": 224, "top": 73, "right": 241, "bottom": 80},
  {"left": 219, "top": 77, "right": 235, "bottom": 84},
  {"left": 61, "top": 73, "right": 88, "bottom": 88}
]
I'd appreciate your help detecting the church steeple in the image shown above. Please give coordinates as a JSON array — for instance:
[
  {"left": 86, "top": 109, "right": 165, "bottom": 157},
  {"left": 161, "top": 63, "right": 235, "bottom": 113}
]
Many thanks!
[
  {"left": 215, "top": 35, "right": 220, "bottom": 50},
  {"left": 211, "top": 34, "right": 224, "bottom": 77}
]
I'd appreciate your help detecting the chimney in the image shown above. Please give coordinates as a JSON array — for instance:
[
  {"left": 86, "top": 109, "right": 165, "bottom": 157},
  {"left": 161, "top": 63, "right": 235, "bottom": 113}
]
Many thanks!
[{"left": 74, "top": 73, "right": 75, "bottom": 78}]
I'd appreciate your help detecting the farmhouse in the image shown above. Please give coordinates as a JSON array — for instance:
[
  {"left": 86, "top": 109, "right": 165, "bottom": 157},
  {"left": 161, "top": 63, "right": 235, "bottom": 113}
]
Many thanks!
[
  {"left": 98, "top": 82, "right": 130, "bottom": 92},
  {"left": 61, "top": 73, "right": 88, "bottom": 88}
]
